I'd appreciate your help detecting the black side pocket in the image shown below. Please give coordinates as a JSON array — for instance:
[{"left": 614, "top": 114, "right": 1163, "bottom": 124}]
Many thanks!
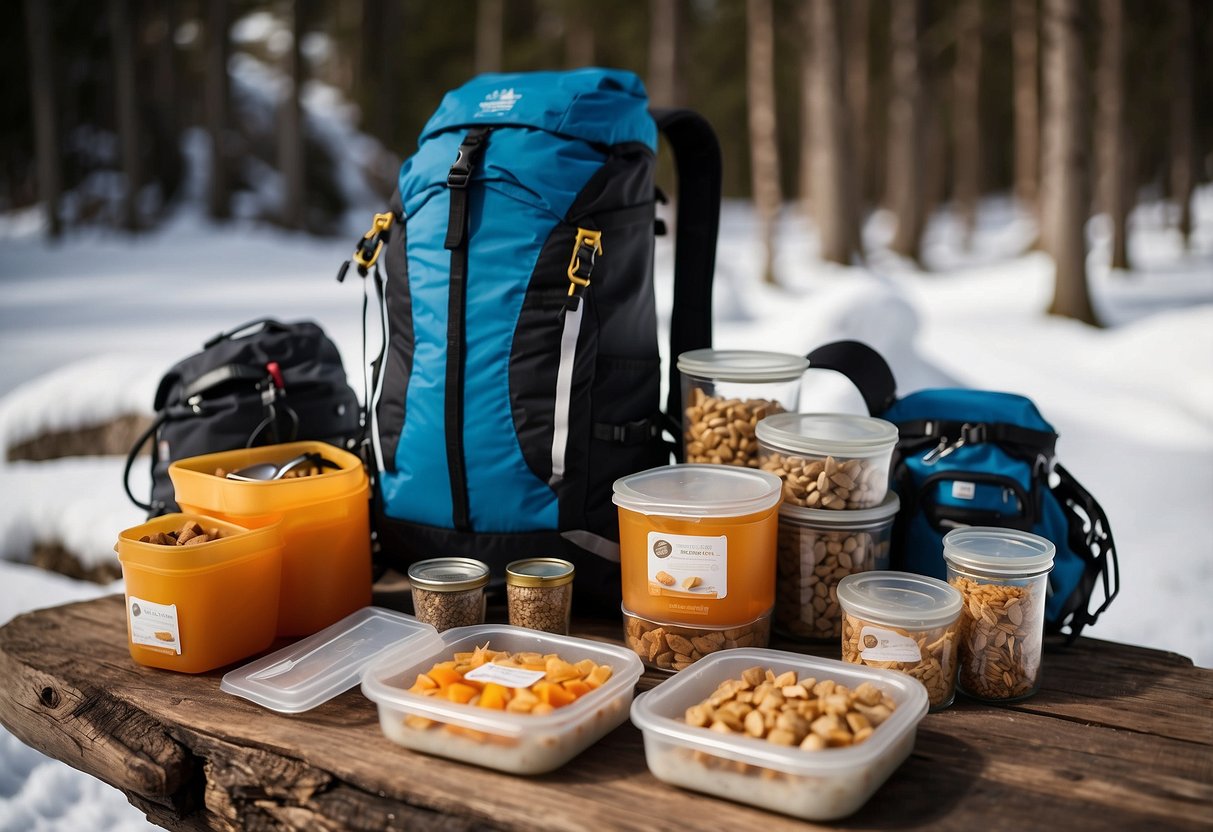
[{"left": 373, "top": 205, "right": 411, "bottom": 473}]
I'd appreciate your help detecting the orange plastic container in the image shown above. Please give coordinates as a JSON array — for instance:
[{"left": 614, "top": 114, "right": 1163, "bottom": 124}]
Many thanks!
[
  {"left": 116, "top": 513, "right": 282, "bottom": 673},
  {"left": 613, "top": 465, "right": 783, "bottom": 627},
  {"left": 169, "top": 441, "right": 372, "bottom": 637}
]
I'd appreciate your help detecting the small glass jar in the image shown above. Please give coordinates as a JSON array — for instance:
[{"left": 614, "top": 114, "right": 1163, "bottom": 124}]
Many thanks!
[
  {"left": 506, "top": 558, "right": 575, "bottom": 635},
  {"left": 943, "top": 527, "right": 1056, "bottom": 703},
  {"left": 677, "top": 349, "right": 808, "bottom": 469},
  {"left": 407, "top": 558, "right": 489, "bottom": 632},
  {"left": 837, "top": 571, "right": 963, "bottom": 711}
]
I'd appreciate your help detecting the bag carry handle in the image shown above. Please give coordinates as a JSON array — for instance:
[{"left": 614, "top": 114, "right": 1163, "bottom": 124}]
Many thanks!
[
  {"left": 652, "top": 108, "right": 721, "bottom": 456},
  {"left": 804, "top": 340, "right": 898, "bottom": 416},
  {"left": 123, "top": 411, "right": 168, "bottom": 513},
  {"left": 203, "top": 318, "right": 291, "bottom": 349},
  {"left": 1053, "top": 462, "right": 1120, "bottom": 640}
]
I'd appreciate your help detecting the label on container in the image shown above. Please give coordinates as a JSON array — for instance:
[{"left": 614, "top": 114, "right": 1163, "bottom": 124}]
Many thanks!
[
  {"left": 647, "top": 532, "right": 727, "bottom": 600},
  {"left": 858, "top": 626, "right": 921, "bottom": 663},
  {"left": 951, "top": 481, "right": 976, "bottom": 500},
  {"left": 464, "top": 663, "right": 547, "bottom": 688},
  {"left": 128, "top": 596, "right": 181, "bottom": 655}
]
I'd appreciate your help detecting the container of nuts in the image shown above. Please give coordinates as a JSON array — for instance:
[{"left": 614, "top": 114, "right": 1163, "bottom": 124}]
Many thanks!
[
  {"left": 677, "top": 349, "right": 808, "bottom": 468},
  {"left": 506, "top": 558, "right": 575, "bottom": 635},
  {"left": 407, "top": 558, "right": 490, "bottom": 632},
  {"left": 836, "top": 571, "right": 963, "bottom": 711},
  {"left": 942, "top": 527, "right": 1056, "bottom": 703},
  {"left": 622, "top": 605, "right": 772, "bottom": 671},
  {"left": 756, "top": 412, "right": 898, "bottom": 510},
  {"left": 775, "top": 493, "right": 899, "bottom": 641}
]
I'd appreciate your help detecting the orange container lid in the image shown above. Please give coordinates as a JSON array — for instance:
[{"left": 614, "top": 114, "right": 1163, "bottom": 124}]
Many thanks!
[{"left": 116, "top": 512, "right": 282, "bottom": 576}]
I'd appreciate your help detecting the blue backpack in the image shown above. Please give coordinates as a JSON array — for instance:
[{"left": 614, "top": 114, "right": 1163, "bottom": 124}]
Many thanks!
[
  {"left": 807, "top": 341, "right": 1120, "bottom": 638},
  {"left": 340, "top": 70, "right": 721, "bottom": 611}
]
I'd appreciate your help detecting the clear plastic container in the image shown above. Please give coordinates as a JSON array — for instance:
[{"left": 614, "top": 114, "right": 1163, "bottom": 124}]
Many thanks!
[
  {"left": 622, "top": 604, "right": 771, "bottom": 671},
  {"left": 407, "top": 557, "right": 489, "bottom": 632},
  {"left": 677, "top": 349, "right": 808, "bottom": 468},
  {"left": 756, "top": 413, "right": 898, "bottom": 510},
  {"left": 613, "top": 464, "right": 783, "bottom": 627},
  {"left": 115, "top": 513, "right": 282, "bottom": 674},
  {"left": 361, "top": 624, "right": 644, "bottom": 775},
  {"left": 630, "top": 648, "right": 929, "bottom": 821},
  {"left": 775, "top": 493, "right": 899, "bottom": 642},
  {"left": 943, "top": 527, "right": 1056, "bottom": 702},
  {"left": 506, "top": 558, "right": 575, "bottom": 635},
  {"left": 836, "top": 571, "right": 963, "bottom": 710},
  {"left": 169, "top": 440, "right": 372, "bottom": 637}
]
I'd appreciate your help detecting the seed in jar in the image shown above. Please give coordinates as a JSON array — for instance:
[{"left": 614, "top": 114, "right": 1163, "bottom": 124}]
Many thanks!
[
  {"left": 624, "top": 614, "right": 769, "bottom": 670},
  {"left": 775, "top": 523, "right": 886, "bottom": 640},
  {"left": 412, "top": 586, "right": 484, "bottom": 632},
  {"left": 950, "top": 576, "right": 1041, "bottom": 700},
  {"left": 507, "top": 582, "right": 573, "bottom": 635},
  {"left": 139, "top": 520, "right": 223, "bottom": 547},
  {"left": 841, "top": 613, "right": 959, "bottom": 709},
  {"left": 760, "top": 453, "right": 886, "bottom": 510},
  {"left": 685, "top": 388, "right": 784, "bottom": 468}
]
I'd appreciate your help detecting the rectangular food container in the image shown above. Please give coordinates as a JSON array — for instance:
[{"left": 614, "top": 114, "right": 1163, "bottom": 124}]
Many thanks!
[
  {"left": 169, "top": 440, "right": 371, "bottom": 637},
  {"left": 630, "top": 648, "right": 929, "bottom": 821},
  {"left": 115, "top": 512, "right": 282, "bottom": 674},
  {"left": 361, "top": 624, "right": 644, "bottom": 775}
]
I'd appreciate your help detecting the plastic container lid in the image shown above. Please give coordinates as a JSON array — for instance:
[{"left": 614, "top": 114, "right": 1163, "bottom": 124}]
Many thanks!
[
  {"left": 942, "top": 527, "right": 1056, "bottom": 577},
  {"left": 677, "top": 349, "right": 809, "bottom": 383},
  {"left": 779, "top": 492, "right": 900, "bottom": 528},
  {"left": 407, "top": 558, "right": 490, "bottom": 592},
  {"left": 612, "top": 464, "right": 783, "bottom": 518},
  {"left": 756, "top": 413, "right": 898, "bottom": 458},
  {"left": 507, "top": 558, "right": 575, "bottom": 588},
  {"left": 220, "top": 607, "right": 441, "bottom": 713},
  {"left": 836, "top": 571, "right": 963, "bottom": 630}
]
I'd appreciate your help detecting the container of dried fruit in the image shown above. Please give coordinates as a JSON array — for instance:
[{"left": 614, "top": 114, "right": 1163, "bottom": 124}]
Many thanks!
[
  {"left": 115, "top": 513, "right": 283, "bottom": 674},
  {"left": 506, "top": 558, "right": 574, "bottom": 635},
  {"left": 361, "top": 624, "right": 644, "bottom": 774},
  {"left": 836, "top": 571, "right": 963, "bottom": 711},
  {"left": 613, "top": 464, "right": 782, "bottom": 629},
  {"left": 408, "top": 557, "right": 490, "bottom": 632},
  {"left": 169, "top": 440, "right": 371, "bottom": 638},
  {"left": 630, "top": 648, "right": 929, "bottom": 821},
  {"left": 756, "top": 413, "right": 898, "bottom": 510},
  {"left": 942, "top": 527, "right": 1056, "bottom": 703},
  {"left": 622, "top": 605, "right": 772, "bottom": 671},
  {"left": 677, "top": 349, "right": 808, "bottom": 468},
  {"left": 775, "top": 493, "right": 899, "bottom": 642}
]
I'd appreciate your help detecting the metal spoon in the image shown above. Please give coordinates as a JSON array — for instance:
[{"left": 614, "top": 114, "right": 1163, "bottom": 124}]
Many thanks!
[{"left": 226, "top": 452, "right": 337, "bottom": 482}]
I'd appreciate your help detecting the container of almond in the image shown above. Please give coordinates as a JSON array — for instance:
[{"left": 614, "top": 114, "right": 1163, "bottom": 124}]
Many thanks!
[
  {"left": 630, "top": 649, "right": 929, "bottom": 821},
  {"left": 361, "top": 624, "right": 644, "bottom": 774}
]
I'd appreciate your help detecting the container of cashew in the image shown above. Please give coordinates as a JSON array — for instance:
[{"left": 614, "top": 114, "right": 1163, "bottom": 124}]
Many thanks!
[{"left": 630, "top": 648, "right": 929, "bottom": 821}]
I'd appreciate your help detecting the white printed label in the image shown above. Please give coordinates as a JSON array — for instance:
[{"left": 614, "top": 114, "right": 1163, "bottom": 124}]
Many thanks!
[
  {"left": 951, "top": 481, "right": 976, "bottom": 500},
  {"left": 647, "top": 532, "right": 727, "bottom": 600},
  {"left": 859, "top": 626, "right": 922, "bottom": 663},
  {"left": 464, "top": 663, "right": 547, "bottom": 688},
  {"left": 128, "top": 596, "right": 181, "bottom": 655}
]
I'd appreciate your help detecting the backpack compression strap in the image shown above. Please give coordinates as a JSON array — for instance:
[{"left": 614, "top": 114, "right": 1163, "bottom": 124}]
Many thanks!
[
  {"left": 652, "top": 109, "right": 721, "bottom": 455},
  {"left": 804, "top": 340, "right": 899, "bottom": 416}
]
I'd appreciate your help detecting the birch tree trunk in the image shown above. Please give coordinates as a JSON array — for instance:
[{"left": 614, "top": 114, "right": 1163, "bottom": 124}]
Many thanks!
[
  {"left": 953, "top": 0, "right": 982, "bottom": 249},
  {"left": 24, "top": 0, "right": 62, "bottom": 238},
  {"left": 1013, "top": 0, "right": 1039, "bottom": 213},
  {"left": 279, "top": 0, "right": 307, "bottom": 230},
  {"left": 206, "top": 0, "right": 231, "bottom": 221},
  {"left": 887, "top": 0, "right": 926, "bottom": 263},
  {"left": 1043, "top": 0, "right": 1098, "bottom": 325},
  {"left": 1170, "top": 0, "right": 1194, "bottom": 247},
  {"left": 648, "top": 0, "right": 684, "bottom": 108},
  {"left": 475, "top": 0, "right": 504, "bottom": 74},
  {"left": 747, "top": 0, "right": 782, "bottom": 284},
  {"left": 109, "top": 0, "right": 141, "bottom": 232},
  {"left": 1096, "top": 0, "right": 1129, "bottom": 270}
]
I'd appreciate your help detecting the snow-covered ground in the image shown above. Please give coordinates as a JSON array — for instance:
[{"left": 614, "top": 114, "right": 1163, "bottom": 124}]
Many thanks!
[{"left": 0, "top": 185, "right": 1210, "bottom": 829}]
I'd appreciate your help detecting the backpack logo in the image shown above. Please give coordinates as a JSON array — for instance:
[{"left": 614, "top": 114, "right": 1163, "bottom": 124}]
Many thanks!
[{"left": 477, "top": 88, "right": 523, "bottom": 115}]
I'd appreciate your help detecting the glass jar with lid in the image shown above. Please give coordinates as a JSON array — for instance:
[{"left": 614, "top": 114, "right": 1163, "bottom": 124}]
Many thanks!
[{"left": 407, "top": 557, "right": 489, "bottom": 632}]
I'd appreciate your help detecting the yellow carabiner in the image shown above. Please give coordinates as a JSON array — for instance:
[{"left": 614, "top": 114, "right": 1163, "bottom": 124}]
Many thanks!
[
  {"left": 566, "top": 228, "right": 603, "bottom": 296},
  {"left": 353, "top": 212, "right": 395, "bottom": 270}
]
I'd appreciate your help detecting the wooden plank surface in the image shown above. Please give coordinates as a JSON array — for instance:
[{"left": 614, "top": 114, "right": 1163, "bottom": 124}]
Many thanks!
[{"left": 0, "top": 594, "right": 1210, "bottom": 831}]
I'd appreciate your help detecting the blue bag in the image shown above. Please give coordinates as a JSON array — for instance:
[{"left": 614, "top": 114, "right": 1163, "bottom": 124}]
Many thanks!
[{"left": 807, "top": 341, "right": 1120, "bottom": 638}]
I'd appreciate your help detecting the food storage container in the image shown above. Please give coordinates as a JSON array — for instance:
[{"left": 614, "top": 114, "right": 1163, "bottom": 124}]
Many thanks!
[
  {"left": 943, "top": 527, "right": 1056, "bottom": 702},
  {"left": 361, "top": 624, "right": 644, "bottom": 775},
  {"left": 613, "top": 464, "right": 782, "bottom": 627},
  {"left": 115, "top": 513, "right": 282, "bottom": 674},
  {"left": 756, "top": 413, "right": 898, "bottom": 510},
  {"left": 506, "top": 558, "right": 575, "bottom": 635},
  {"left": 775, "top": 493, "right": 899, "bottom": 641},
  {"left": 836, "top": 571, "right": 963, "bottom": 710},
  {"left": 169, "top": 440, "right": 372, "bottom": 637},
  {"left": 622, "top": 605, "right": 771, "bottom": 671},
  {"left": 407, "top": 557, "right": 490, "bottom": 632},
  {"left": 677, "top": 349, "right": 808, "bottom": 468},
  {"left": 630, "top": 648, "right": 929, "bottom": 821}
]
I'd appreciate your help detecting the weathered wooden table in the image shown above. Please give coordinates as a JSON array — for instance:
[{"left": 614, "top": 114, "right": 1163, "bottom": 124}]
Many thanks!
[{"left": 0, "top": 594, "right": 1209, "bottom": 831}]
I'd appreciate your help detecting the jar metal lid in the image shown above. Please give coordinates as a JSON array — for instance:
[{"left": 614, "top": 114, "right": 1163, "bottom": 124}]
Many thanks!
[
  {"left": 613, "top": 464, "right": 783, "bottom": 518},
  {"left": 942, "top": 527, "right": 1056, "bottom": 577},
  {"left": 677, "top": 349, "right": 809, "bottom": 383},
  {"left": 506, "top": 558, "right": 575, "bottom": 588},
  {"left": 756, "top": 412, "right": 898, "bottom": 458},
  {"left": 407, "top": 557, "right": 490, "bottom": 592},
  {"left": 836, "top": 571, "right": 963, "bottom": 629},
  {"left": 779, "top": 491, "right": 900, "bottom": 528}
]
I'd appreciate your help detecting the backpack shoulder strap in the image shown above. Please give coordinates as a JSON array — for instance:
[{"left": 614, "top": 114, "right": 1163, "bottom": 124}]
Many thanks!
[
  {"left": 805, "top": 340, "right": 899, "bottom": 416},
  {"left": 652, "top": 108, "right": 721, "bottom": 448}
]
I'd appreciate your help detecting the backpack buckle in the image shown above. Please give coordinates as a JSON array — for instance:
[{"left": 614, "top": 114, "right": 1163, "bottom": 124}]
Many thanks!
[
  {"left": 350, "top": 212, "right": 395, "bottom": 274},
  {"left": 567, "top": 228, "right": 603, "bottom": 296}
]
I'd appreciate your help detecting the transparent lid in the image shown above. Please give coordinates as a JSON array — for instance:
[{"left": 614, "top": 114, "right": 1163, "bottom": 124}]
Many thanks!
[
  {"left": 835, "top": 571, "right": 963, "bottom": 629},
  {"left": 943, "top": 527, "right": 1056, "bottom": 577},
  {"left": 677, "top": 349, "right": 809, "bottom": 383},
  {"left": 612, "top": 464, "right": 783, "bottom": 518},
  {"left": 780, "top": 492, "right": 900, "bottom": 528},
  {"left": 407, "top": 557, "right": 490, "bottom": 592},
  {"left": 220, "top": 607, "right": 441, "bottom": 714},
  {"left": 507, "top": 558, "right": 575, "bottom": 588},
  {"left": 756, "top": 413, "right": 898, "bottom": 458}
]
